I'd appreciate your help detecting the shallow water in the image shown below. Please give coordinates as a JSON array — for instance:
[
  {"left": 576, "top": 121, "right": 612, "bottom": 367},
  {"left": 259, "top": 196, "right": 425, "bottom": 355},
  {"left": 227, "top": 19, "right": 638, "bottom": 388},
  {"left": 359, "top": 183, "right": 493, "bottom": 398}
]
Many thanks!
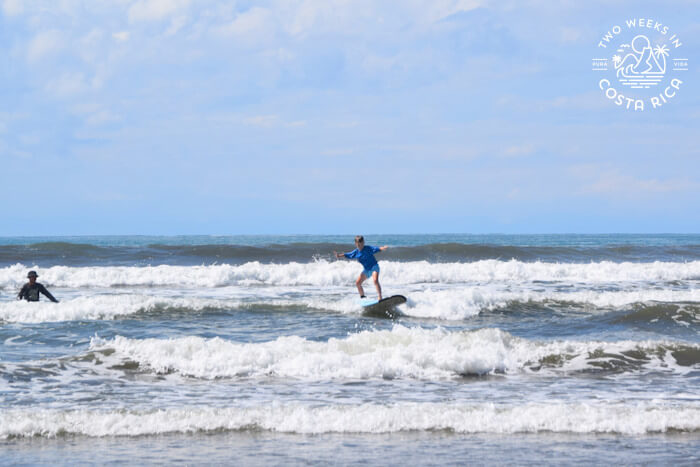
[{"left": 4, "top": 432, "right": 700, "bottom": 466}]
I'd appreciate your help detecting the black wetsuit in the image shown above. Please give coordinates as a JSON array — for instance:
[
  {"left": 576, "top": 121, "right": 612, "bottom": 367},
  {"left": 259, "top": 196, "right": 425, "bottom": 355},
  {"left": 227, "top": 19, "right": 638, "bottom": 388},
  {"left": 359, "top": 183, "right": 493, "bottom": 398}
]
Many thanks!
[{"left": 18, "top": 282, "right": 59, "bottom": 302}]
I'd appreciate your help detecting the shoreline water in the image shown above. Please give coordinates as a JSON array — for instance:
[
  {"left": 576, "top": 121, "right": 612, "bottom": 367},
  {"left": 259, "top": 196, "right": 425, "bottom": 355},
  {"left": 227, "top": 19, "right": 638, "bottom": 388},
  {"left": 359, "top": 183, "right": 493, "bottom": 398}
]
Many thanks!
[{"left": 4, "top": 431, "right": 698, "bottom": 466}]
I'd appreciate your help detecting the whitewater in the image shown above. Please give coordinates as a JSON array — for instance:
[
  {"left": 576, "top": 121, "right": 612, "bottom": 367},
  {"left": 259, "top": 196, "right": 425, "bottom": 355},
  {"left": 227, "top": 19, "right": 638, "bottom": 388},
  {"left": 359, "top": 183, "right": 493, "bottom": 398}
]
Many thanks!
[{"left": 1, "top": 234, "right": 699, "bottom": 465}]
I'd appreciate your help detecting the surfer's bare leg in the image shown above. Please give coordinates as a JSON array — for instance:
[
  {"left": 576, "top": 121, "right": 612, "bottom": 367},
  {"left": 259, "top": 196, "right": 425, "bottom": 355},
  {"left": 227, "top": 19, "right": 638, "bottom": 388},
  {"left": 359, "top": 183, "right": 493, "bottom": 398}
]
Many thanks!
[
  {"left": 372, "top": 271, "right": 382, "bottom": 300},
  {"left": 356, "top": 273, "right": 367, "bottom": 297}
]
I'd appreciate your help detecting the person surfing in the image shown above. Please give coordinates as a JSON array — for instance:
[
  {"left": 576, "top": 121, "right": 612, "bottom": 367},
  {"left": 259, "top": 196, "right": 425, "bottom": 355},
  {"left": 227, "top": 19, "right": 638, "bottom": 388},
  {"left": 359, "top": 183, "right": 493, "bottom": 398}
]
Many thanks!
[{"left": 335, "top": 235, "right": 388, "bottom": 300}]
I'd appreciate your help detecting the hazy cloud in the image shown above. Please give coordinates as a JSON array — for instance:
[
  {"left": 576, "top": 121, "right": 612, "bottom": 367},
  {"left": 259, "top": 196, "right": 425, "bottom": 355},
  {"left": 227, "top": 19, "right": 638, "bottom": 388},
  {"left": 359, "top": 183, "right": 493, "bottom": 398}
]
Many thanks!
[
  {"left": 128, "top": 0, "right": 191, "bottom": 23},
  {"left": 1, "top": 0, "right": 23, "bottom": 16},
  {"left": 113, "top": 31, "right": 130, "bottom": 42},
  {"left": 26, "top": 30, "right": 64, "bottom": 63}
]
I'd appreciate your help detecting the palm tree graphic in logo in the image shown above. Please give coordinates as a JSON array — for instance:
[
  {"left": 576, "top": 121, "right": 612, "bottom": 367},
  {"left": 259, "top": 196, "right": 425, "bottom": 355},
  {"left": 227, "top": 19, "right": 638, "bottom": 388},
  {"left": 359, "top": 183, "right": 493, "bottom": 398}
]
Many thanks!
[{"left": 614, "top": 35, "right": 667, "bottom": 89}]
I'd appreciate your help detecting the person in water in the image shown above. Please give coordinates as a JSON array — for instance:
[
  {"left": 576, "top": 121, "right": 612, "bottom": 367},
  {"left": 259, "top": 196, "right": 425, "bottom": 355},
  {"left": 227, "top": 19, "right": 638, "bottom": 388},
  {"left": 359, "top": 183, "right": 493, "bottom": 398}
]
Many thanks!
[
  {"left": 17, "top": 270, "right": 59, "bottom": 303},
  {"left": 335, "top": 236, "right": 388, "bottom": 300}
]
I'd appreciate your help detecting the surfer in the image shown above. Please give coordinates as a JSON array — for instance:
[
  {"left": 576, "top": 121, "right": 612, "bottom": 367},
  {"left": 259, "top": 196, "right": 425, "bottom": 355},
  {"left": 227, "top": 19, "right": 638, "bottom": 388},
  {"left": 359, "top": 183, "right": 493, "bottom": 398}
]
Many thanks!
[
  {"left": 17, "top": 270, "right": 59, "bottom": 303},
  {"left": 335, "top": 236, "right": 388, "bottom": 300}
]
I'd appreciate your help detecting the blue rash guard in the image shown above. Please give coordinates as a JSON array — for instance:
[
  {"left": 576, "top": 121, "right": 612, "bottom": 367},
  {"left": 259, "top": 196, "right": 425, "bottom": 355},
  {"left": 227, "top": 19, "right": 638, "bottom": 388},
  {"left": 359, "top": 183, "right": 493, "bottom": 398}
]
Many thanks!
[{"left": 344, "top": 245, "right": 381, "bottom": 270}]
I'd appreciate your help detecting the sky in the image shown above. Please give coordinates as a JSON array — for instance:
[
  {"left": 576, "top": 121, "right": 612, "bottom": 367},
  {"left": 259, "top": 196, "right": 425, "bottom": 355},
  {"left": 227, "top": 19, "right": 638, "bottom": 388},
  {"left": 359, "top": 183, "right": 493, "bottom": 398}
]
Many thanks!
[{"left": 0, "top": 0, "right": 698, "bottom": 235}]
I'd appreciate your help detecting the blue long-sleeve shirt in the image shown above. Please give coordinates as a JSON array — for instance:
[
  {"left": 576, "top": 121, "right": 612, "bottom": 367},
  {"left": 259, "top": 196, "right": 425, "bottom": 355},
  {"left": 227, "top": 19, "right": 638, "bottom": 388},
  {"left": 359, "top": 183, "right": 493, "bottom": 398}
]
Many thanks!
[{"left": 344, "top": 245, "right": 381, "bottom": 269}]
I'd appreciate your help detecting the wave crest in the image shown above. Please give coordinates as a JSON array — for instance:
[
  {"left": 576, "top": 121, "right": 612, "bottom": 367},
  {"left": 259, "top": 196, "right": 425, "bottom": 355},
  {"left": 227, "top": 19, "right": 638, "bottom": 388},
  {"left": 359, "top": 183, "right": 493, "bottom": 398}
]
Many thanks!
[
  {"left": 2, "top": 260, "right": 698, "bottom": 289},
  {"left": 88, "top": 326, "right": 700, "bottom": 379},
  {"left": 3, "top": 402, "right": 698, "bottom": 438}
]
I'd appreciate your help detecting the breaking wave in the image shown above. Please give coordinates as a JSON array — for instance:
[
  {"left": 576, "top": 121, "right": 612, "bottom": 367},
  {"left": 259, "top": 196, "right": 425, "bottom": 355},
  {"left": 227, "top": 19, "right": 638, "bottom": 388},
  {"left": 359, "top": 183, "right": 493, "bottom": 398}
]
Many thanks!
[
  {"left": 3, "top": 402, "right": 698, "bottom": 438},
  {"left": 1, "top": 288, "right": 698, "bottom": 323},
  {"left": 88, "top": 326, "right": 700, "bottom": 379},
  {"left": 1, "top": 260, "right": 698, "bottom": 289}
]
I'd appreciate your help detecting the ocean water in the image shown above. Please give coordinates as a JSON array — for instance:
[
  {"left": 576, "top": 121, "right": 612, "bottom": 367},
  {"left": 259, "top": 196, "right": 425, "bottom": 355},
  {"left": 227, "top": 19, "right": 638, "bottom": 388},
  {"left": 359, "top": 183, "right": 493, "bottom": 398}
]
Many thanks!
[{"left": 1, "top": 234, "right": 699, "bottom": 465}]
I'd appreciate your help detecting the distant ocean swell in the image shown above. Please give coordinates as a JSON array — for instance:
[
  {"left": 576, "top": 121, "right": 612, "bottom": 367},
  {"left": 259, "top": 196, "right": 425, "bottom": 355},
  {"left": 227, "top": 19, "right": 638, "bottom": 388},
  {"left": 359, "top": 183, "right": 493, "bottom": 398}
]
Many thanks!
[
  {"left": 3, "top": 402, "right": 699, "bottom": 438},
  {"left": 2, "top": 242, "right": 699, "bottom": 266}
]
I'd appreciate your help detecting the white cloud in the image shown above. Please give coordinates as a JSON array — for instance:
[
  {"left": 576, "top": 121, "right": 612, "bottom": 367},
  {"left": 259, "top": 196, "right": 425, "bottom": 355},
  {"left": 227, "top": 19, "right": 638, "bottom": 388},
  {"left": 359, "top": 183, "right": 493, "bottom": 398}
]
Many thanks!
[
  {"left": 216, "top": 7, "right": 274, "bottom": 40},
  {"left": 164, "top": 16, "right": 187, "bottom": 36},
  {"left": 26, "top": 30, "right": 64, "bottom": 63},
  {"left": 70, "top": 102, "right": 121, "bottom": 126},
  {"left": 276, "top": 0, "right": 483, "bottom": 38},
  {"left": 2, "top": 0, "right": 23, "bottom": 16},
  {"left": 128, "top": 0, "right": 190, "bottom": 23},
  {"left": 283, "top": 0, "right": 333, "bottom": 37},
  {"left": 423, "top": 0, "right": 483, "bottom": 23},
  {"left": 113, "top": 31, "right": 130, "bottom": 42},
  {"left": 77, "top": 28, "right": 106, "bottom": 63}
]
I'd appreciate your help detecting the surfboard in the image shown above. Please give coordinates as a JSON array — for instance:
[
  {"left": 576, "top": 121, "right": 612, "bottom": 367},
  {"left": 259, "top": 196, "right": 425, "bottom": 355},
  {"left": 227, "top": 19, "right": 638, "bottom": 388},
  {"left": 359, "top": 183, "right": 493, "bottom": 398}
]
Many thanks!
[{"left": 360, "top": 295, "right": 407, "bottom": 318}]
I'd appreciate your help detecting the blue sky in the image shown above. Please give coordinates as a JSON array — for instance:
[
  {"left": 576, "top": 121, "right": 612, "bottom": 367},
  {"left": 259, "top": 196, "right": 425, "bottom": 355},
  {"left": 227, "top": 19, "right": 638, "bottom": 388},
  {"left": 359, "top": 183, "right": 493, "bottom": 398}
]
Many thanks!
[{"left": 1, "top": 0, "right": 698, "bottom": 235}]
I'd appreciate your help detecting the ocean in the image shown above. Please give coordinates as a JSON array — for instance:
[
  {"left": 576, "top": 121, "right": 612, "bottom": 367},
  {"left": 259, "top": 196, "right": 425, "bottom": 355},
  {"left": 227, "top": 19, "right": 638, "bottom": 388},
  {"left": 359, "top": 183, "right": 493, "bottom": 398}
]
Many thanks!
[{"left": 1, "top": 234, "right": 699, "bottom": 465}]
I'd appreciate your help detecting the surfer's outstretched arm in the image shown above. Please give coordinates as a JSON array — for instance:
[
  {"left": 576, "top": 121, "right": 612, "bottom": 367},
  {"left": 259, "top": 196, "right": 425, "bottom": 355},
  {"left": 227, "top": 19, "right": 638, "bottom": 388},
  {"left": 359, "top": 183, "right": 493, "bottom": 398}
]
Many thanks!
[{"left": 335, "top": 249, "right": 359, "bottom": 259}]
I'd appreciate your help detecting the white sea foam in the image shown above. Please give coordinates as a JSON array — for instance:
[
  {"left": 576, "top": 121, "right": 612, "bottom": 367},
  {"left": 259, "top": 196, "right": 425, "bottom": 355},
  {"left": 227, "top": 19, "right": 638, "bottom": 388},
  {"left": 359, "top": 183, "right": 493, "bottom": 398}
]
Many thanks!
[
  {"left": 2, "top": 286, "right": 697, "bottom": 323},
  {"left": 2, "top": 402, "right": 698, "bottom": 438},
  {"left": 1, "top": 260, "right": 699, "bottom": 289},
  {"left": 396, "top": 287, "right": 700, "bottom": 320},
  {"left": 89, "top": 326, "right": 698, "bottom": 379},
  {"left": 303, "top": 286, "right": 700, "bottom": 320},
  {"left": 0, "top": 295, "right": 242, "bottom": 323}
]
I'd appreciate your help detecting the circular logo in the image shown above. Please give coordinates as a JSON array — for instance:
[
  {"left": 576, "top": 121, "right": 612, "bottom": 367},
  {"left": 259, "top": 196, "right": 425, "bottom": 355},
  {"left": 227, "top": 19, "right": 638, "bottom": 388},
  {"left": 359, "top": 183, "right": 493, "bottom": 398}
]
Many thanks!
[{"left": 592, "top": 18, "right": 689, "bottom": 111}]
